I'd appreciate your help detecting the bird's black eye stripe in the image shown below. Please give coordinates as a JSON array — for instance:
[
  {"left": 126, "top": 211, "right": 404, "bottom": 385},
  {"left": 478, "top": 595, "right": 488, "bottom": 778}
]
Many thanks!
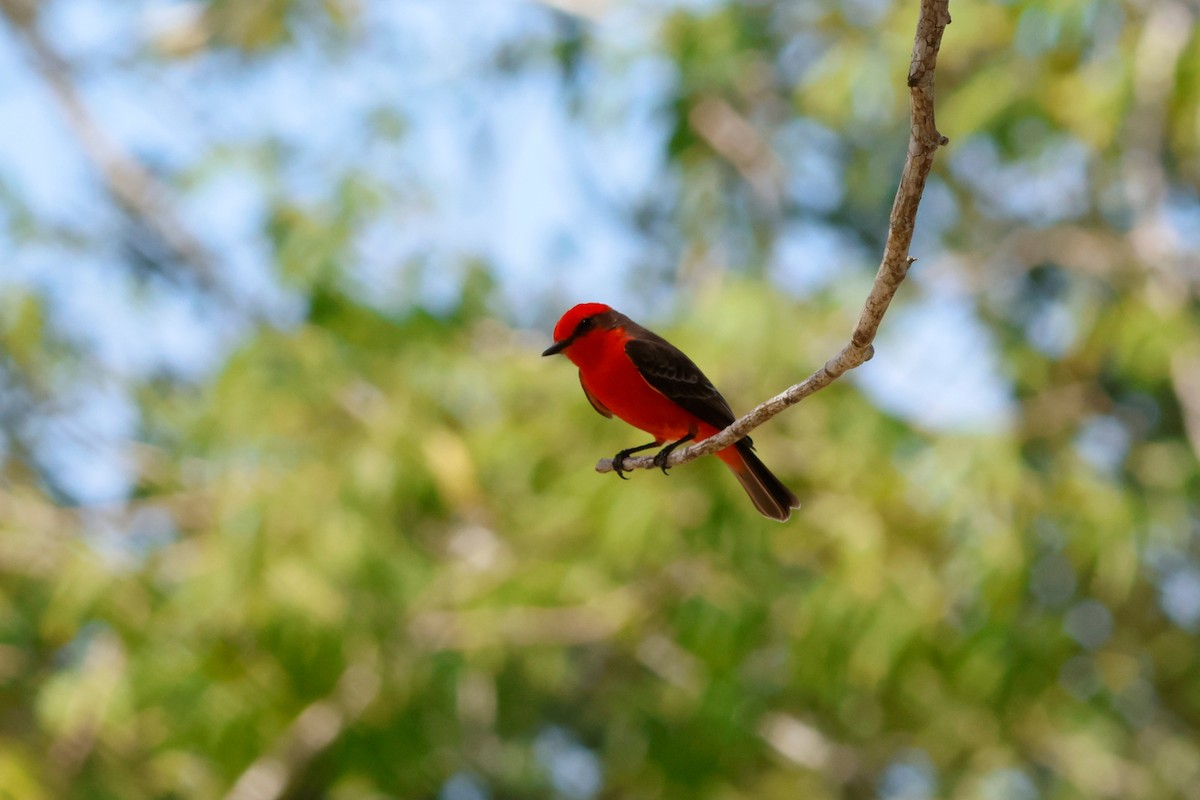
[{"left": 576, "top": 316, "right": 595, "bottom": 332}]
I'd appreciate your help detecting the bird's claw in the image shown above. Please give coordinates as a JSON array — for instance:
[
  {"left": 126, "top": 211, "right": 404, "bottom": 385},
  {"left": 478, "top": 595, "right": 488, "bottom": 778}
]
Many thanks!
[
  {"left": 650, "top": 434, "right": 692, "bottom": 476},
  {"left": 611, "top": 451, "right": 633, "bottom": 480},
  {"left": 610, "top": 441, "right": 670, "bottom": 480}
]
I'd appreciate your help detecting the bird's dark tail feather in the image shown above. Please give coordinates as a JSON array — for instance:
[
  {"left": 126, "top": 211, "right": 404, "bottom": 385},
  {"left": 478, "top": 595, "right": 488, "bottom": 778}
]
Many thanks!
[{"left": 728, "top": 440, "right": 800, "bottom": 522}]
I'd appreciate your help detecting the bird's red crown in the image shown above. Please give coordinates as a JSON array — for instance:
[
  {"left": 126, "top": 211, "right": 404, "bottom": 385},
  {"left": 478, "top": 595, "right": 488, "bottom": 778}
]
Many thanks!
[{"left": 552, "top": 302, "right": 612, "bottom": 343}]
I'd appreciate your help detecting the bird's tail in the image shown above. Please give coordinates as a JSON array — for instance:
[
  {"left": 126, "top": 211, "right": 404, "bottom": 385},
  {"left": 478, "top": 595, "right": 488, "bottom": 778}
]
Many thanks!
[{"left": 717, "top": 440, "right": 800, "bottom": 522}]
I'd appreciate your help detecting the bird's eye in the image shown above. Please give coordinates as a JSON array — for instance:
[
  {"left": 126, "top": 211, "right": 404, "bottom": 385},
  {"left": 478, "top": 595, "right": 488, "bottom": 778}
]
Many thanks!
[{"left": 578, "top": 316, "right": 594, "bottom": 330}]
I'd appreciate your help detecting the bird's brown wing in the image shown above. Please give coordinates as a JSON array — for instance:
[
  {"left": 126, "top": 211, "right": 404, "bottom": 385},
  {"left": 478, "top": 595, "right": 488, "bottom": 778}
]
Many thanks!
[{"left": 624, "top": 335, "right": 748, "bottom": 443}]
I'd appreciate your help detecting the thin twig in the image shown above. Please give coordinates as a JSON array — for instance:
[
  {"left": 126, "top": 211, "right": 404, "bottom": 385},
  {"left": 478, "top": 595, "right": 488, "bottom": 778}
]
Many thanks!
[{"left": 597, "top": 0, "right": 951, "bottom": 475}]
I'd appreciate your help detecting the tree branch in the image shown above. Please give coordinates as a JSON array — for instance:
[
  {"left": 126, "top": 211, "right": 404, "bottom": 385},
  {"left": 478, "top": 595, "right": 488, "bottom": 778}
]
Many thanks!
[
  {"left": 0, "top": 0, "right": 231, "bottom": 302},
  {"left": 597, "top": 0, "right": 951, "bottom": 475}
]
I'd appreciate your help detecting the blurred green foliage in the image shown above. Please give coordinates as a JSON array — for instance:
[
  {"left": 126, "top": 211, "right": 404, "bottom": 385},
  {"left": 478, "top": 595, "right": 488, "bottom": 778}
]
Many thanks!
[{"left": 2, "top": 0, "right": 1200, "bottom": 798}]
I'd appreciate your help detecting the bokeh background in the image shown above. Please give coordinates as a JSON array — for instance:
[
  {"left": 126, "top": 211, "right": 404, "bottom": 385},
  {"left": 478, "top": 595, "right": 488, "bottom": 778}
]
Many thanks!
[{"left": 2, "top": 0, "right": 1199, "bottom": 797}]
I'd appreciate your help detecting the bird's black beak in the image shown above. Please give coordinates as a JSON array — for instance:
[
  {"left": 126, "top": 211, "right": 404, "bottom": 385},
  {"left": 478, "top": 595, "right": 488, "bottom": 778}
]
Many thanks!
[{"left": 542, "top": 340, "right": 567, "bottom": 357}]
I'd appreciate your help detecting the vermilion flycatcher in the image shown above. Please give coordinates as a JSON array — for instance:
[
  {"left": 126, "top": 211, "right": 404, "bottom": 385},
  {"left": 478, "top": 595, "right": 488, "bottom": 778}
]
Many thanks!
[{"left": 543, "top": 303, "right": 799, "bottom": 521}]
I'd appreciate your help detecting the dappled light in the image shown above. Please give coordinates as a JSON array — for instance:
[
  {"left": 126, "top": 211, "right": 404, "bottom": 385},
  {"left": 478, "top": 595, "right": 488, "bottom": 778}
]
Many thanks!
[{"left": 0, "top": 0, "right": 1198, "bottom": 798}]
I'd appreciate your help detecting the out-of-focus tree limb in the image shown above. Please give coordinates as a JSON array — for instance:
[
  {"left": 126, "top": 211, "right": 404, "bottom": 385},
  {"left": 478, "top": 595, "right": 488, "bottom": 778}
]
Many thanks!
[
  {"left": 532, "top": 0, "right": 611, "bottom": 20},
  {"left": 689, "top": 95, "right": 784, "bottom": 208},
  {"left": 0, "top": 0, "right": 229, "bottom": 300},
  {"left": 408, "top": 593, "right": 636, "bottom": 651},
  {"left": 223, "top": 659, "right": 381, "bottom": 800},
  {"left": 1172, "top": 350, "right": 1200, "bottom": 462},
  {"left": 597, "top": 0, "right": 952, "bottom": 476}
]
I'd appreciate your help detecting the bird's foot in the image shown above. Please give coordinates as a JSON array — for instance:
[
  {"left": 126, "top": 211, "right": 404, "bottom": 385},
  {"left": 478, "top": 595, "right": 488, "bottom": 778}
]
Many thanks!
[
  {"left": 611, "top": 449, "right": 635, "bottom": 480},
  {"left": 611, "top": 441, "right": 661, "bottom": 479},
  {"left": 651, "top": 434, "right": 695, "bottom": 475}
]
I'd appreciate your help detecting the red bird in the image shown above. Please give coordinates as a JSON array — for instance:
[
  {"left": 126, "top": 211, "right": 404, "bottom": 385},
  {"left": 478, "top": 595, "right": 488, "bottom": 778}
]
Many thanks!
[{"left": 543, "top": 302, "right": 799, "bottom": 521}]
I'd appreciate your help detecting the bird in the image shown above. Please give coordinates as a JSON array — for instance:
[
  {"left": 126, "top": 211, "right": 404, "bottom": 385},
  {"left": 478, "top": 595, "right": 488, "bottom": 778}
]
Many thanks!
[{"left": 543, "top": 302, "right": 799, "bottom": 521}]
